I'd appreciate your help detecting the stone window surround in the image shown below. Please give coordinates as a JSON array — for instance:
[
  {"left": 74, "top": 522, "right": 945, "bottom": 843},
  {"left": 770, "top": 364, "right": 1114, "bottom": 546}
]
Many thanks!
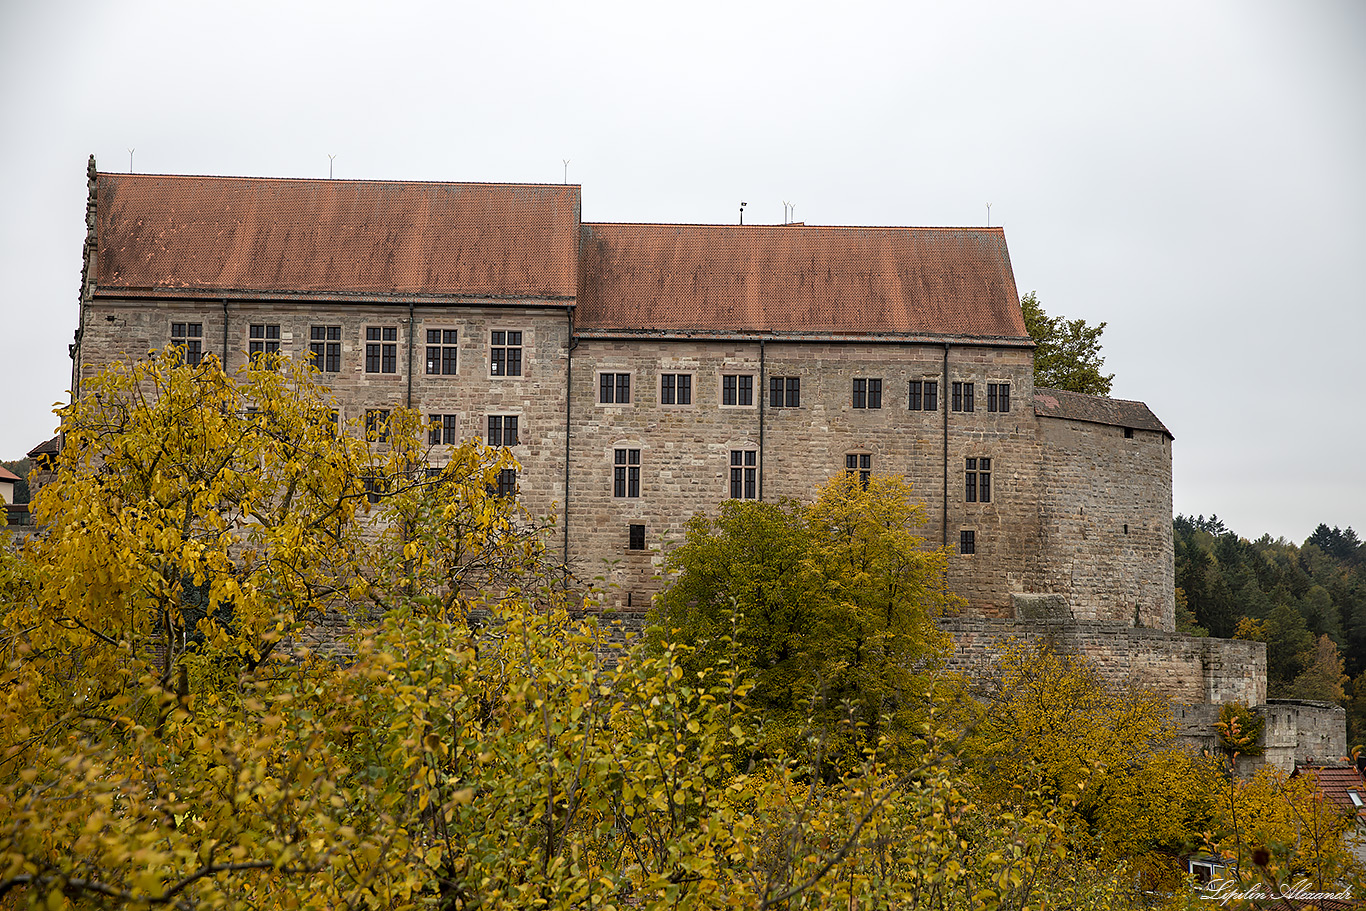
[
  {"left": 597, "top": 370, "right": 633, "bottom": 405},
  {"left": 719, "top": 372, "right": 755, "bottom": 408},
  {"left": 364, "top": 325, "right": 399, "bottom": 375},
  {"left": 613, "top": 445, "right": 642, "bottom": 498},
  {"left": 425, "top": 326, "right": 459, "bottom": 376},
  {"left": 728, "top": 447, "right": 758, "bottom": 499},
  {"left": 959, "top": 528, "right": 976, "bottom": 555},
  {"left": 489, "top": 329, "right": 524, "bottom": 378}
]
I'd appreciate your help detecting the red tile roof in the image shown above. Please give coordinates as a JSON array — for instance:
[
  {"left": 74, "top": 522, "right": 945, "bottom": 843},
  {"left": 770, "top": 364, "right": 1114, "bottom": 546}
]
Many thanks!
[
  {"left": 1297, "top": 763, "right": 1366, "bottom": 821},
  {"left": 0, "top": 466, "right": 19, "bottom": 483},
  {"left": 94, "top": 174, "right": 581, "bottom": 302},
  {"left": 576, "top": 223, "right": 1028, "bottom": 340},
  {"left": 1034, "top": 387, "right": 1173, "bottom": 438}
]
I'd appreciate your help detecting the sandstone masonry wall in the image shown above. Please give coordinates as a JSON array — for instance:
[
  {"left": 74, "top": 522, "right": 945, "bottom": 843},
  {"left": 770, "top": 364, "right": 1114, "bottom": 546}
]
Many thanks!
[{"left": 1036, "top": 417, "right": 1175, "bottom": 630}]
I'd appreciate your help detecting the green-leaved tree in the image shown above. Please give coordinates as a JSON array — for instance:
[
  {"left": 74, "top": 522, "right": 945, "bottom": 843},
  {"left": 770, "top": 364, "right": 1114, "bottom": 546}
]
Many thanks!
[{"left": 1021, "top": 290, "right": 1115, "bottom": 395}]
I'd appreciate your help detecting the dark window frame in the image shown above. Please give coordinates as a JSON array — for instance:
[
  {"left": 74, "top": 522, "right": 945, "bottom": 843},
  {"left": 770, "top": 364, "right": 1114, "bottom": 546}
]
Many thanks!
[
  {"left": 364, "top": 408, "right": 391, "bottom": 443},
  {"left": 960, "top": 529, "right": 976, "bottom": 555},
  {"left": 170, "top": 321, "right": 204, "bottom": 366},
  {"left": 599, "top": 372, "right": 632, "bottom": 404},
  {"left": 721, "top": 373, "right": 754, "bottom": 407},
  {"left": 628, "top": 524, "right": 646, "bottom": 550},
  {"left": 426, "top": 328, "right": 459, "bottom": 376},
  {"left": 965, "top": 457, "right": 992, "bottom": 503},
  {"left": 952, "top": 381, "right": 975, "bottom": 413},
  {"left": 365, "top": 326, "right": 398, "bottom": 374},
  {"left": 987, "top": 382, "right": 1011, "bottom": 413},
  {"left": 845, "top": 452, "right": 872, "bottom": 489},
  {"left": 490, "top": 330, "right": 523, "bottom": 377},
  {"left": 613, "top": 448, "right": 641, "bottom": 498},
  {"left": 660, "top": 372, "right": 693, "bottom": 406},
  {"left": 248, "top": 323, "right": 281, "bottom": 363},
  {"left": 428, "top": 414, "right": 459, "bottom": 445},
  {"left": 487, "top": 415, "right": 520, "bottom": 447},
  {"left": 729, "top": 449, "right": 758, "bottom": 499},
  {"left": 909, "top": 379, "right": 940, "bottom": 411},
  {"left": 769, "top": 376, "right": 800, "bottom": 408},
  {"left": 310, "top": 325, "right": 341, "bottom": 373}
]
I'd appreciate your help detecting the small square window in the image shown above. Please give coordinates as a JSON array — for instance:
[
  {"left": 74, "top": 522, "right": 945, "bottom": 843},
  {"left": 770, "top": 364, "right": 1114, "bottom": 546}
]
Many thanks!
[
  {"left": 628, "top": 524, "right": 646, "bottom": 550},
  {"left": 987, "top": 382, "right": 1010, "bottom": 412},
  {"left": 170, "top": 322, "right": 204, "bottom": 366},
  {"left": 429, "top": 414, "right": 459, "bottom": 445},
  {"left": 909, "top": 379, "right": 939, "bottom": 411},
  {"left": 960, "top": 529, "right": 976, "bottom": 555},
  {"left": 769, "top": 376, "right": 800, "bottom": 408},
  {"left": 494, "top": 468, "right": 517, "bottom": 498},
  {"left": 249, "top": 323, "right": 281, "bottom": 363}
]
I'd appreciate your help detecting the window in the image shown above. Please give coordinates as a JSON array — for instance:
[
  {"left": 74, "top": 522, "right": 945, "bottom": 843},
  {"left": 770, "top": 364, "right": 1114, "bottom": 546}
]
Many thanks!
[
  {"left": 952, "top": 381, "right": 975, "bottom": 413},
  {"left": 769, "top": 376, "right": 800, "bottom": 408},
  {"left": 987, "top": 383, "right": 1010, "bottom": 413},
  {"left": 660, "top": 373, "right": 692, "bottom": 405},
  {"left": 852, "top": 378, "right": 882, "bottom": 409},
  {"left": 729, "top": 450, "right": 758, "bottom": 499},
  {"left": 310, "top": 326, "right": 341, "bottom": 372},
  {"left": 960, "top": 529, "right": 976, "bottom": 555},
  {"left": 170, "top": 322, "right": 204, "bottom": 366},
  {"left": 365, "top": 327, "right": 398, "bottom": 374},
  {"left": 363, "top": 475, "right": 387, "bottom": 504},
  {"left": 428, "top": 414, "right": 459, "bottom": 445},
  {"left": 845, "top": 453, "right": 872, "bottom": 489},
  {"left": 909, "top": 379, "right": 939, "bottom": 411},
  {"left": 1124, "top": 427, "right": 1134, "bottom": 439},
  {"left": 493, "top": 469, "right": 517, "bottom": 498},
  {"left": 965, "top": 457, "right": 991, "bottom": 503},
  {"left": 628, "top": 524, "right": 646, "bottom": 550},
  {"left": 426, "top": 329, "right": 458, "bottom": 375},
  {"left": 722, "top": 374, "right": 753, "bottom": 406},
  {"left": 249, "top": 324, "right": 280, "bottom": 362},
  {"left": 614, "top": 448, "right": 641, "bottom": 498},
  {"left": 490, "top": 330, "right": 522, "bottom": 377},
  {"left": 599, "top": 373, "right": 631, "bottom": 404},
  {"left": 487, "top": 415, "right": 519, "bottom": 447},
  {"left": 364, "top": 409, "right": 390, "bottom": 443}
]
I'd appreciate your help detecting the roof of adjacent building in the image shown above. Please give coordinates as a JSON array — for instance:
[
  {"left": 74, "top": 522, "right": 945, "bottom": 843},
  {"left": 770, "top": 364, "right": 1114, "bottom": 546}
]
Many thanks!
[
  {"left": 1297, "top": 763, "right": 1366, "bottom": 821},
  {"left": 27, "top": 437, "right": 60, "bottom": 458},
  {"left": 1034, "top": 386, "right": 1172, "bottom": 438},
  {"left": 0, "top": 466, "right": 19, "bottom": 483},
  {"left": 93, "top": 173, "right": 582, "bottom": 302},
  {"left": 576, "top": 223, "right": 1028, "bottom": 340}
]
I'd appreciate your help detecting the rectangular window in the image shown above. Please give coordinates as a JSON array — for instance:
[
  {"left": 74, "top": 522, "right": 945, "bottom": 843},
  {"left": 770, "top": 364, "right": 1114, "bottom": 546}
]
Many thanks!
[
  {"left": 729, "top": 450, "right": 758, "bottom": 499},
  {"left": 426, "top": 329, "right": 458, "bottom": 375},
  {"left": 494, "top": 469, "right": 517, "bottom": 498},
  {"left": 845, "top": 453, "right": 872, "bottom": 489},
  {"left": 661, "top": 373, "right": 692, "bottom": 405},
  {"left": 363, "top": 475, "right": 387, "bottom": 505},
  {"left": 909, "top": 380, "right": 939, "bottom": 411},
  {"left": 987, "top": 383, "right": 1011, "bottom": 413},
  {"left": 248, "top": 324, "right": 280, "bottom": 362},
  {"left": 613, "top": 448, "right": 641, "bottom": 498},
  {"left": 722, "top": 374, "right": 753, "bottom": 406},
  {"left": 365, "top": 327, "right": 398, "bottom": 374},
  {"left": 852, "top": 378, "right": 882, "bottom": 409},
  {"left": 490, "top": 330, "right": 523, "bottom": 377},
  {"left": 769, "top": 376, "right": 800, "bottom": 408},
  {"left": 170, "top": 322, "right": 204, "bottom": 366},
  {"left": 428, "top": 414, "right": 459, "bottom": 445},
  {"left": 629, "top": 524, "right": 646, "bottom": 550},
  {"left": 965, "top": 457, "right": 992, "bottom": 503},
  {"left": 364, "top": 409, "right": 390, "bottom": 443},
  {"left": 310, "top": 326, "right": 341, "bottom": 372},
  {"left": 960, "top": 529, "right": 976, "bottom": 555},
  {"left": 952, "top": 381, "right": 975, "bottom": 413},
  {"left": 599, "top": 373, "right": 631, "bottom": 404},
  {"left": 487, "top": 415, "right": 519, "bottom": 447}
]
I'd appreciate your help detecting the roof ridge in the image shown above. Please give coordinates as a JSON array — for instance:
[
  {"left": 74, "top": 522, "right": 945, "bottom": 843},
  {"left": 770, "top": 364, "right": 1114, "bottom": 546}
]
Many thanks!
[
  {"left": 99, "top": 172, "right": 581, "bottom": 190},
  {"left": 584, "top": 222, "right": 1004, "bottom": 232}
]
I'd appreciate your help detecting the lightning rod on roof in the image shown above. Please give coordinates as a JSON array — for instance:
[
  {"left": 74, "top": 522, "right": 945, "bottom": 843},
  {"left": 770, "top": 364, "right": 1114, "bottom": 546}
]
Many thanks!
[
  {"left": 986, "top": 202, "right": 992, "bottom": 227},
  {"left": 328, "top": 154, "right": 337, "bottom": 179},
  {"left": 740, "top": 201, "right": 747, "bottom": 225},
  {"left": 563, "top": 159, "right": 570, "bottom": 184},
  {"left": 128, "top": 148, "right": 134, "bottom": 173}
]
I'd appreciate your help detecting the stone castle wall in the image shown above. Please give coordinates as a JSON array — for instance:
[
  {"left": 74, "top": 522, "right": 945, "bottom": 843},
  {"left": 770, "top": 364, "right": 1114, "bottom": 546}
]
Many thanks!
[{"left": 1037, "top": 417, "right": 1176, "bottom": 630}]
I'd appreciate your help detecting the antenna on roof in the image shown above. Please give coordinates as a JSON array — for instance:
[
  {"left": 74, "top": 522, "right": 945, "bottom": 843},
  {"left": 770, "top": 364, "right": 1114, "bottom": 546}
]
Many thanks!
[
  {"left": 562, "top": 159, "right": 571, "bottom": 184},
  {"left": 783, "top": 201, "right": 790, "bottom": 224},
  {"left": 329, "top": 154, "right": 336, "bottom": 179},
  {"left": 128, "top": 148, "right": 134, "bottom": 173},
  {"left": 986, "top": 202, "right": 992, "bottom": 227},
  {"left": 740, "top": 201, "right": 747, "bottom": 225}
]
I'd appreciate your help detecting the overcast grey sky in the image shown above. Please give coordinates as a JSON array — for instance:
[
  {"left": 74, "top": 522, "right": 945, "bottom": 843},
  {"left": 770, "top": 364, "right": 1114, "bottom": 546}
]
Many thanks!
[{"left": 1, "top": 0, "right": 1361, "bottom": 543}]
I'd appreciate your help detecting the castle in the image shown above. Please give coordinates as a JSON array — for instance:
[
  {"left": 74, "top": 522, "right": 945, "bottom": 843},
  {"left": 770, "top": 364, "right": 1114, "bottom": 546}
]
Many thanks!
[{"left": 67, "top": 157, "right": 1343, "bottom": 767}]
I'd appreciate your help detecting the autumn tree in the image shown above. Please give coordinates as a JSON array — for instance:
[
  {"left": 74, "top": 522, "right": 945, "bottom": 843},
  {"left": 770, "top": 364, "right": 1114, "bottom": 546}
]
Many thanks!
[
  {"left": 649, "top": 472, "right": 959, "bottom": 771},
  {"left": 1020, "top": 290, "right": 1115, "bottom": 395}
]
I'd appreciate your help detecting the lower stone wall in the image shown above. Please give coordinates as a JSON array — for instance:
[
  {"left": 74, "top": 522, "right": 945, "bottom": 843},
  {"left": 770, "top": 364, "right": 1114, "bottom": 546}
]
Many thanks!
[{"left": 938, "top": 617, "right": 1267, "bottom": 706}]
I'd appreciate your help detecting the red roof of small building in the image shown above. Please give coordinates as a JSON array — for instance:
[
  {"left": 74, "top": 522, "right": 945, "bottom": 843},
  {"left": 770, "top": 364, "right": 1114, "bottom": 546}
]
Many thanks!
[
  {"left": 0, "top": 466, "right": 19, "bottom": 483},
  {"left": 1034, "top": 386, "right": 1173, "bottom": 438},
  {"left": 94, "top": 173, "right": 582, "bottom": 302},
  {"left": 1297, "top": 763, "right": 1366, "bottom": 822},
  {"left": 576, "top": 223, "right": 1028, "bottom": 340}
]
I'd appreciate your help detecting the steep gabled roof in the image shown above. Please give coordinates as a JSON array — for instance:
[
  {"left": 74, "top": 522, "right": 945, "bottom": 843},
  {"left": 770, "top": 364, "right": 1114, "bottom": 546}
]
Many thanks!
[
  {"left": 93, "top": 173, "right": 582, "bottom": 302},
  {"left": 576, "top": 223, "right": 1028, "bottom": 340},
  {"left": 1034, "top": 387, "right": 1172, "bottom": 438}
]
